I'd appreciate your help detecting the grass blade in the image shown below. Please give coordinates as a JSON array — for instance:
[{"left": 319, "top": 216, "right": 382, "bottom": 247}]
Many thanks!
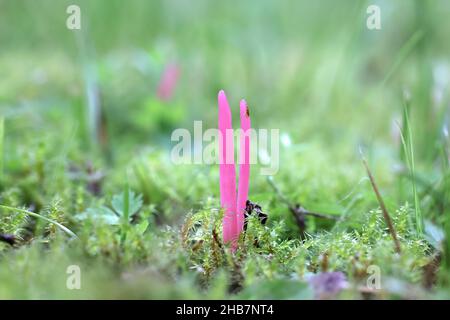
[
  {"left": 361, "top": 154, "right": 402, "bottom": 254},
  {"left": 397, "top": 100, "right": 423, "bottom": 235},
  {"left": 0, "top": 204, "right": 77, "bottom": 239},
  {"left": 123, "top": 183, "right": 130, "bottom": 222}
]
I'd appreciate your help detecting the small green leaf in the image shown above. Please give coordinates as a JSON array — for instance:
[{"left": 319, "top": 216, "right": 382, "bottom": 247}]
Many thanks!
[
  {"left": 111, "top": 190, "right": 143, "bottom": 219},
  {"left": 136, "top": 220, "right": 149, "bottom": 234},
  {"left": 78, "top": 206, "right": 120, "bottom": 225}
]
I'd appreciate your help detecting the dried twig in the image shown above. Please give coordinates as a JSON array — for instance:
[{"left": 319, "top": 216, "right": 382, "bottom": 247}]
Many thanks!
[
  {"left": 361, "top": 156, "right": 402, "bottom": 254},
  {"left": 422, "top": 253, "right": 441, "bottom": 289},
  {"left": 267, "top": 177, "right": 339, "bottom": 239}
]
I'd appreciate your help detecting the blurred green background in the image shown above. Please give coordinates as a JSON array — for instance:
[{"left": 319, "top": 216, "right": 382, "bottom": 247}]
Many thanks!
[
  {"left": 0, "top": 0, "right": 450, "bottom": 299},
  {"left": 1, "top": 0, "right": 449, "bottom": 148}
]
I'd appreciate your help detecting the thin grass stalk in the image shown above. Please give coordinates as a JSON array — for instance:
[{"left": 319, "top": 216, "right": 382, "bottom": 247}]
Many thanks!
[
  {"left": 0, "top": 204, "right": 77, "bottom": 239},
  {"left": 398, "top": 102, "right": 423, "bottom": 235},
  {"left": 361, "top": 156, "right": 402, "bottom": 254}
]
